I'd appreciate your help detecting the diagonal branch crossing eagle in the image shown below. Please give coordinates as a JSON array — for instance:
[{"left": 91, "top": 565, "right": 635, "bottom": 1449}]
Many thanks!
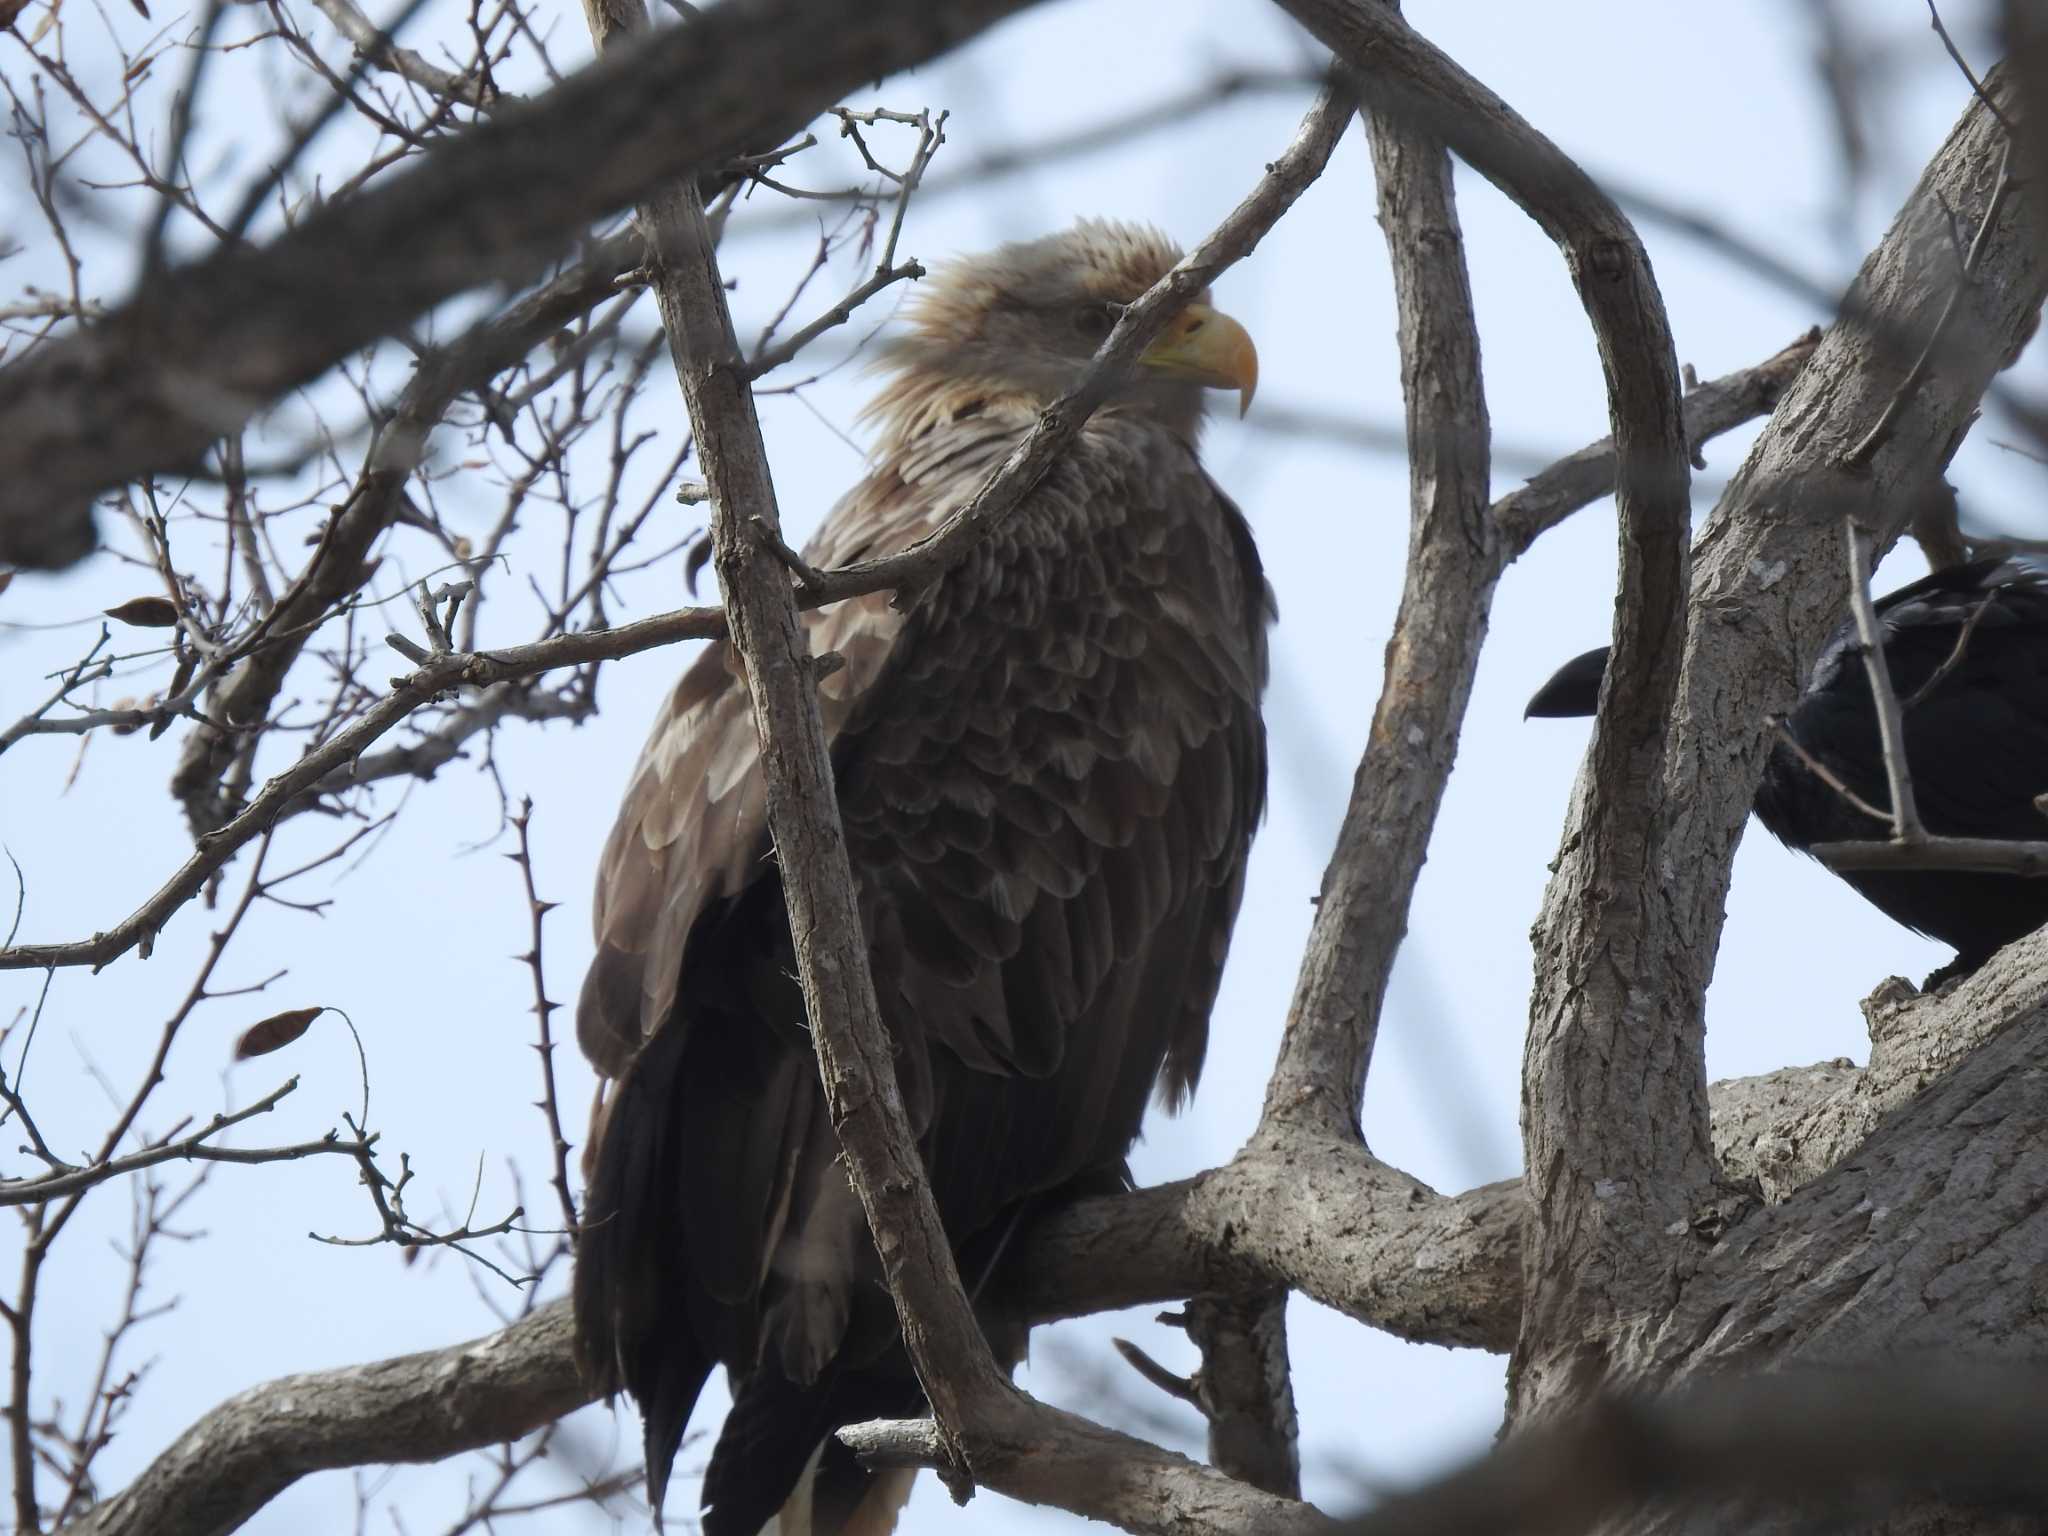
[{"left": 573, "top": 219, "right": 1273, "bottom": 1536}]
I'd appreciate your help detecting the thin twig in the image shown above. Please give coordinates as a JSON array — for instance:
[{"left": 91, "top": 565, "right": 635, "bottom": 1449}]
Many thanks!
[
  {"left": 745, "top": 258, "right": 923, "bottom": 381},
  {"left": 1770, "top": 719, "right": 1894, "bottom": 827},
  {"left": 1843, "top": 516, "right": 1924, "bottom": 841},
  {"left": 0, "top": 1079, "right": 368, "bottom": 1206},
  {"left": 1111, "top": 1337, "right": 1201, "bottom": 1407},
  {"left": 1903, "top": 590, "right": 1996, "bottom": 709},
  {"left": 1926, "top": 0, "right": 2014, "bottom": 136},
  {"left": 507, "top": 799, "right": 577, "bottom": 1237}
]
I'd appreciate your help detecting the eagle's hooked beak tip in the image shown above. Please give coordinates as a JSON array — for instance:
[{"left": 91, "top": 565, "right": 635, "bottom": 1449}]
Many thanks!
[{"left": 1140, "top": 303, "right": 1258, "bottom": 418}]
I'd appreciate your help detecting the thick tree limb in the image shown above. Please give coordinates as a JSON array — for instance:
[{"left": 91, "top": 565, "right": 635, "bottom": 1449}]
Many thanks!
[
  {"left": 1257, "top": 36, "right": 1492, "bottom": 1142},
  {"left": 1280, "top": 0, "right": 1701, "bottom": 1420},
  {"left": 1581, "top": 65, "right": 2048, "bottom": 1419},
  {"left": 1711, "top": 947, "right": 2048, "bottom": 1207},
  {"left": 1624, "top": 935, "right": 2048, "bottom": 1536},
  {"left": 0, "top": 0, "right": 1043, "bottom": 570},
  {"left": 66, "top": 1004, "right": 2030, "bottom": 1536},
  {"left": 1010, "top": 1139, "right": 1525, "bottom": 1353},
  {"left": 57, "top": 1304, "right": 590, "bottom": 1536}
]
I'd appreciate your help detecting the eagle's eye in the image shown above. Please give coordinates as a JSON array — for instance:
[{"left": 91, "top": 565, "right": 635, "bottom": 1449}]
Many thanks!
[{"left": 1072, "top": 303, "right": 1119, "bottom": 342}]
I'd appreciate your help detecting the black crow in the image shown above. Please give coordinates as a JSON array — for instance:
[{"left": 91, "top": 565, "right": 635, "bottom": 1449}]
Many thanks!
[{"left": 1527, "top": 554, "right": 2048, "bottom": 978}]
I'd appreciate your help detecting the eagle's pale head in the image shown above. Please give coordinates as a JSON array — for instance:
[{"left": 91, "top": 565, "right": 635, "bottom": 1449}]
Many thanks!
[{"left": 867, "top": 218, "right": 1258, "bottom": 447}]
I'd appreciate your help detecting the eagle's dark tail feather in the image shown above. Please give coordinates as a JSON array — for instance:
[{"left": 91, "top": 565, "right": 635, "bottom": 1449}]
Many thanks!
[
  {"left": 571, "top": 1018, "right": 712, "bottom": 1518},
  {"left": 701, "top": 1366, "right": 925, "bottom": 1536}
]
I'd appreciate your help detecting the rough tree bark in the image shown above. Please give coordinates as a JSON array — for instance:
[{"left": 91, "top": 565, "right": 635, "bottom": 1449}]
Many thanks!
[{"left": 1552, "top": 63, "right": 2048, "bottom": 1454}]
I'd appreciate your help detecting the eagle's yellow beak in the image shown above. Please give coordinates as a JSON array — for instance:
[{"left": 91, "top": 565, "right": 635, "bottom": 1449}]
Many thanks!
[{"left": 1139, "top": 304, "right": 1259, "bottom": 418}]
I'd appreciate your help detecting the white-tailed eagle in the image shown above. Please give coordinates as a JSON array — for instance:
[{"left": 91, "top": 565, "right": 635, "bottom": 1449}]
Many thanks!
[{"left": 574, "top": 218, "right": 1272, "bottom": 1535}]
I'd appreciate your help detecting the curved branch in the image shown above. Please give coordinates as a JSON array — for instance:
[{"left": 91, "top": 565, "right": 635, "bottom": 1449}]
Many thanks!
[
  {"left": 1276, "top": 0, "right": 1700, "bottom": 1417},
  {"left": 1257, "top": 18, "right": 1494, "bottom": 1138}
]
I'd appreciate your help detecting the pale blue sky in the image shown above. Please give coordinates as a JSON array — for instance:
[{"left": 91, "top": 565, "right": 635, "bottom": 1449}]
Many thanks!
[{"left": 1, "top": 1, "right": 2034, "bottom": 1531}]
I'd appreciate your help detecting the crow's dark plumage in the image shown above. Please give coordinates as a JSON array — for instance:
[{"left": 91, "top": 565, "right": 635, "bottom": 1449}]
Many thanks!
[
  {"left": 571, "top": 221, "right": 1271, "bottom": 1535},
  {"left": 1527, "top": 554, "right": 2048, "bottom": 976}
]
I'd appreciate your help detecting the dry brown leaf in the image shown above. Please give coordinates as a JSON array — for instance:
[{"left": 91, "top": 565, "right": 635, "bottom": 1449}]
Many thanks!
[
  {"left": 234, "top": 1006, "right": 326, "bottom": 1059},
  {"left": 0, "top": 570, "right": 14, "bottom": 599},
  {"left": 104, "top": 595, "right": 180, "bottom": 627}
]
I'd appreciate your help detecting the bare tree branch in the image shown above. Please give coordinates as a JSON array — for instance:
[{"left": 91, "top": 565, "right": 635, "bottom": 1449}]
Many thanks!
[
  {"left": 306, "top": 0, "right": 500, "bottom": 109},
  {"left": 0, "top": 0, "right": 1045, "bottom": 570},
  {"left": 1257, "top": 23, "right": 1491, "bottom": 1140},
  {"left": 60, "top": 979, "right": 2037, "bottom": 1536},
  {"left": 1494, "top": 330, "right": 1821, "bottom": 558},
  {"left": 744, "top": 256, "right": 924, "bottom": 380},
  {"left": 1276, "top": 0, "right": 1702, "bottom": 1421},
  {"left": 581, "top": 0, "right": 1010, "bottom": 1497},
  {"left": 166, "top": 229, "right": 644, "bottom": 836},
  {"left": 0, "top": 609, "right": 719, "bottom": 973},
  {"left": 0, "top": 1078, "right": 368, "bottom": 1207},
  {"left": 1563, "top": 60, "right": 2046, "bottom": 1425},
  {"left": 1009, "top": 1153, "right": 1523, "bottom": 1354},
  {"left": 55, "top": 1306, "right": 590, "bottom": 1536}
]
